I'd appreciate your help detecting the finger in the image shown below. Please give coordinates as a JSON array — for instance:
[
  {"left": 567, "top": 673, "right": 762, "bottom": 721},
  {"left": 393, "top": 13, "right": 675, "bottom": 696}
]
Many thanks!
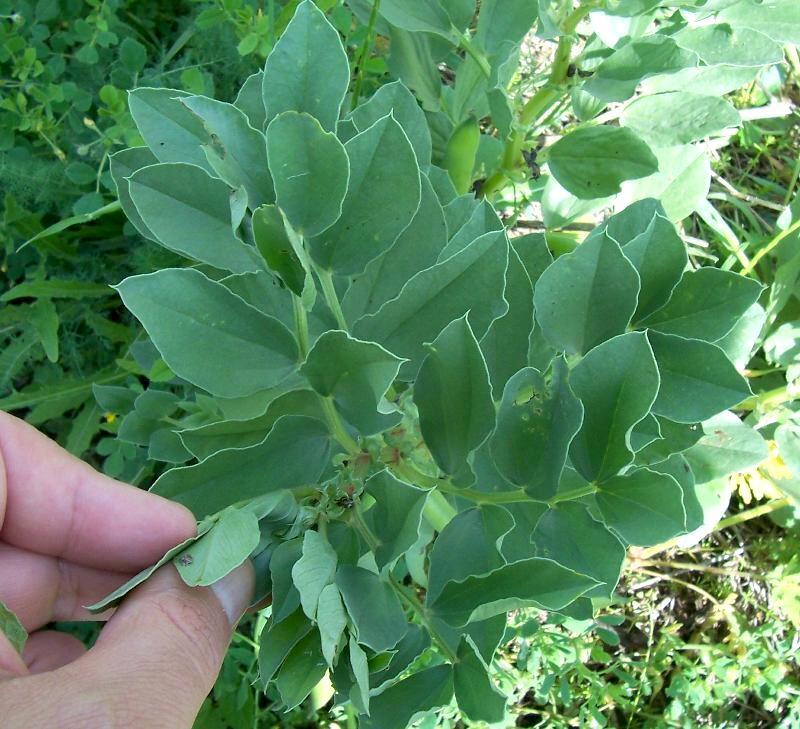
[
  {"left": 0, "top": 563, "right": 254, "bottom": 729},
  {"left": 0, "top": 634, "right": 28, "bottom": 680},
  {"left": 0, "top": 543, "right": 125, "bottom": 630},
  {"left": 0, "top": 412, "right": 196, "bottom": 571},
  {"left": 22, "top": 631, "right": 87, "bottom": 674}
]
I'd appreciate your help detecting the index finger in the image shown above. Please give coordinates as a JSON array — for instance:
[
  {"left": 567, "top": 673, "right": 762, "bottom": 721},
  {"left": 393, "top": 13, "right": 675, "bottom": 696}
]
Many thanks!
[{"left": 0, "top": 412, "right": 196, "bottom": 571}]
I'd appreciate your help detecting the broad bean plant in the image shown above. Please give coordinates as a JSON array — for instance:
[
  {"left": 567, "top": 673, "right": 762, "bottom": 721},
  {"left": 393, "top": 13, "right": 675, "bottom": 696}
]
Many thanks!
[{"left": 87, "top": 0, "right": 794, "bottom": 725}]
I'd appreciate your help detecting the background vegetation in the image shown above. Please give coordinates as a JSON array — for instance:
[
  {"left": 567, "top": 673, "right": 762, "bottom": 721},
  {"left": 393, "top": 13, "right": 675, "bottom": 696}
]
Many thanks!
[{"left": 1, "top": 0, "right": 799, "bottom": 726}]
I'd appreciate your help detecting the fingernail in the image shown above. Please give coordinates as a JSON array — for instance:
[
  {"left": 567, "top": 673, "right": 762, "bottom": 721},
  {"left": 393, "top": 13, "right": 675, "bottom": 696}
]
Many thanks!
[{"left": 210, "top": 561, "right": 255, "bottom": 627}]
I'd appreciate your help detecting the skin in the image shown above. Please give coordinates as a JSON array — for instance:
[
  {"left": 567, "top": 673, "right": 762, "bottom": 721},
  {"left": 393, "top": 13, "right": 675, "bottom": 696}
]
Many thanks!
[{"left": 0, "top": 412, "right": 254, "bottom": 728}]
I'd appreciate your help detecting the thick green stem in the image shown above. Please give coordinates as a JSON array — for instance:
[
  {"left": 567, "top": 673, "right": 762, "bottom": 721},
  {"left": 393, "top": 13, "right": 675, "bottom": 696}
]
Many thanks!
[
  {"left": 292, "top": 296, "right": 310, "bottom": 360},
  {"left": 422, "top": 489, "right": 458, "bottom": 532},
  {"left": 638, "top": 497, "right": 793, "bottom": 560},
  {"left": 391, "top": 460, "right": 533, "bottom": 506},
  {"left": 738, "top": 384, "right": 794, "bottom": 411},
  {"left": 321, "top": 396, "right": 360, "bottom": 454},
  {"left": 351, "top": 0, "right": 382, "bottom": 110},
  {"left": 715, "top": 498, "right": 791, "bottom": 531},
  {"left": 437, "top": 483, "right": 532, "bottom": 504},
  {"left": 350, "top": 506, "right": 458, "bottom": 662},
  {"left": 480, "top": 3, "right": 595, "bottom": 200},
  {"left": 548, "top": 483, "right": 598, "bottom": 506},
  {"left": 317, "top": 267, "right": 349, "bottom": 331},
  {"left": 457, "top": 30, "right": 491, "bottom": 78}
]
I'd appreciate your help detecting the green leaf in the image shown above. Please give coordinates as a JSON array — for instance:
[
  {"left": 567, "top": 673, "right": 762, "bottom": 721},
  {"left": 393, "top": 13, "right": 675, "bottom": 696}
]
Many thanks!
[
  {"left": 369, "top": 624, "right": 431, "bottom": 691},
  {"left": 480, "top": 247, "right": 535, "bottom": 393},
  {"left": 65, "top": 401, "right": 102, "bottom": 457},
  {"left": 430, "top": 557, "right": 598, "bottom": 626},
  {"left": 363, "top": 470, "right": 428, "bottom": 570},
  {"left": 534, "top": 233, "right": 640, "bottom": 355},
  {"left": 353, "top": 230, "right": 509, "bottom": 378},
  {"left": 683, "top": 412, "right": 769, "bottom": 484},
  {"left": 151, "top": 415, "right": 331, "bottom": 519},
  {"left": 348, "top": 634, "right": 371, "bottom": 714},
  {"left": 569, "top": 332, "right": 660, "bottom": 483},
  {"left": 262, "top": 0, "right": 349, "bottom": 132},
  {"left": 595, "top": 468, "right": 686, "bottom": 546},
  {"left": 618, "top": 211, "right": 687, "bottom": 321},
  {"left": 379, "top": 0, "right": 455, "bottom": 38},
  {"left": 88, "top": 520, "right": 216, "bottom": 612},
  {"left": 258, "top": 610, "right": 313, "bottom": 686},
  {"left": 342, "top": 174, "right": 448, "bottom": 320},
  {"left": 674, "top": 24, "right": 783, "bottom": 68},
  {"left": 270, "top": 539, "right": 303, "bottom": 622},
  {"left": 308, "top": 114, "right": 421, "bottom": 275},
  {"left": 317, "top": 584, "right": 348, "bottom": 666},
  {"left": 414, "top": 315, "right": 495, "bottom": 475},
  {"left": 349, "top": 80, "right": 433, "bottom": 167},
  {"left": 648, "top": 332, "right": 751, "bottom": 423},
  {"left": 439, "top": 198, "right": 503, "bottom": 261},
  {"left": 582, "top": 36, "right": 698, "bottom": 102},
  {"left": 547, "top": 126, "right": 658, "bottom": 200},
  {"left": 266, "top": 111, "right": 349, "bottom": 237},
  {"left": 115, "top": 268, "right": 298, "bottom": 398},
  {"left": 361, "top": 665, "right": 454, "bottom": 729},
  {"left": 476, "top": 0, "right": 539, "bottom": 53},
  {"left": 174, "top": 507, "right": 260, "bottom": 586},
  {"left": 127, "top": 163, "right": 261, "bottom": 273},
  {"left": 490, "top": 361, "right": 583, "bottom": 500},
  {"left": 636, "top": 416, "right": 703, "bottom": 466},
  {"left": 178, "top": 389, "right": 323, "bottom": 460},
  {"left": 275, "top": 630, "right": 327, "bottom": 709},
  {"left": 292, "top": 530, "right": 338, "bottom": 620},
  {"left": 128, "top": 87, "right": 212, "bottom": 171},
  {"left": 336, "top": 565, "right": 408, "bottom": 652},
  {"left": 181, "top": 95, "right": 275, "bottom": 209},
  {"left": 234, "top": 71, "right": 267, "bottom": 131},
  {"left": 0, "top": 600, "right": 27, "bottom": 655},
  {"left": 776, "top": 421, "right": 800, "bottom": 486},
  {"left": 301, "top": 330, "right": 404, "bottom": 435},
  {"left": 621, "top": 143, "right": 711, "bottom": 222},
  {"left": 120, "top": 37, "right": 146, "bottom": 72},
  {"left": 30, "top": 298, "right": 59, "bottom": 362},
  {"left": 638, "top": 268, "right": 763, "bottom": 341},
  {"left": 252, "top": 205, "right": 306, "bottom": 296},
  {"left": 386, "top": 25, "right": 443, "bottom": 112},
  {"left": 2, "top": 279, "right": 111, "bottom": 301},
  {"left": 109, "top": 147, "right": 158, "bottom": 240},
  {"left": 440, "top": 0, "right": 476, "bottom": 29},
  {"left": 532, "top": 502, "right": 625, "bottom": 599},
  {"left": 621, "top": 92, "right": 740, "bottom": 147},
  {"left": 718, "top": 0, "right": 800, "bottom": 45},
  {"left": 454, "top": 637, "right": 506, "bottom": 723},
  {"left": 602, "top": 198, "right": 663, "bottom": 243},
  {"left": 426, "top": 506, "right": 513, "bottom": 605}
]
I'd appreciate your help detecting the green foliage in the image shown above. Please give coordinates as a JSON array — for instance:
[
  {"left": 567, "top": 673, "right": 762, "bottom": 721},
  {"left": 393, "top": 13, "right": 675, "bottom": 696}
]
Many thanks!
[
  {"left": 4, "top": 1, "right": 800, "bottom": 727},
  {"left": 82, "top": 3, "right": 785, "bottom": 725}
]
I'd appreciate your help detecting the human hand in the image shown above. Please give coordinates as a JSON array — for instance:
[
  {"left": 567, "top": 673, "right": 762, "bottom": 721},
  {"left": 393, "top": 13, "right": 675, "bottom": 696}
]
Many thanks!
[{"left": 0, "top": 412, "right": 254, "bottom": 728}]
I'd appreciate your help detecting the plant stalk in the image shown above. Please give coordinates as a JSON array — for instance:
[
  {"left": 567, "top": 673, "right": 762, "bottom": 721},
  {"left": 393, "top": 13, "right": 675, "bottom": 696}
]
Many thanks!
[
  {"left": 548, "top": 482, "right": 598, "bottom": 506},
  {"left": 637, "top": 497, "right": 793, "bottom": 560},
  {"left": 741, "top": 218, "right": 800, "bottom": 275},
  {"left": 350, "top": 506, "right": 458, "bottom": 662},
  {"left": 317, "top": 267, "right": 349, "bottom": 331},
  {"left": 480, "top": 3, "right": 593, "bottom": 199},
  {"left": 320, "top": 396, "right": 360, "bottom": 454},
  {"left": 292, "top": 296, "right": 310, "bottom": 360}
]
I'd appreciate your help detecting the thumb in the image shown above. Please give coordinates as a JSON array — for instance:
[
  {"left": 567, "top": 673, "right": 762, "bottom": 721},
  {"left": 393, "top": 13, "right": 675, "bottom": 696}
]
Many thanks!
[{"left": 0, "top": 563, "right": 254, "bottom": 729}]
